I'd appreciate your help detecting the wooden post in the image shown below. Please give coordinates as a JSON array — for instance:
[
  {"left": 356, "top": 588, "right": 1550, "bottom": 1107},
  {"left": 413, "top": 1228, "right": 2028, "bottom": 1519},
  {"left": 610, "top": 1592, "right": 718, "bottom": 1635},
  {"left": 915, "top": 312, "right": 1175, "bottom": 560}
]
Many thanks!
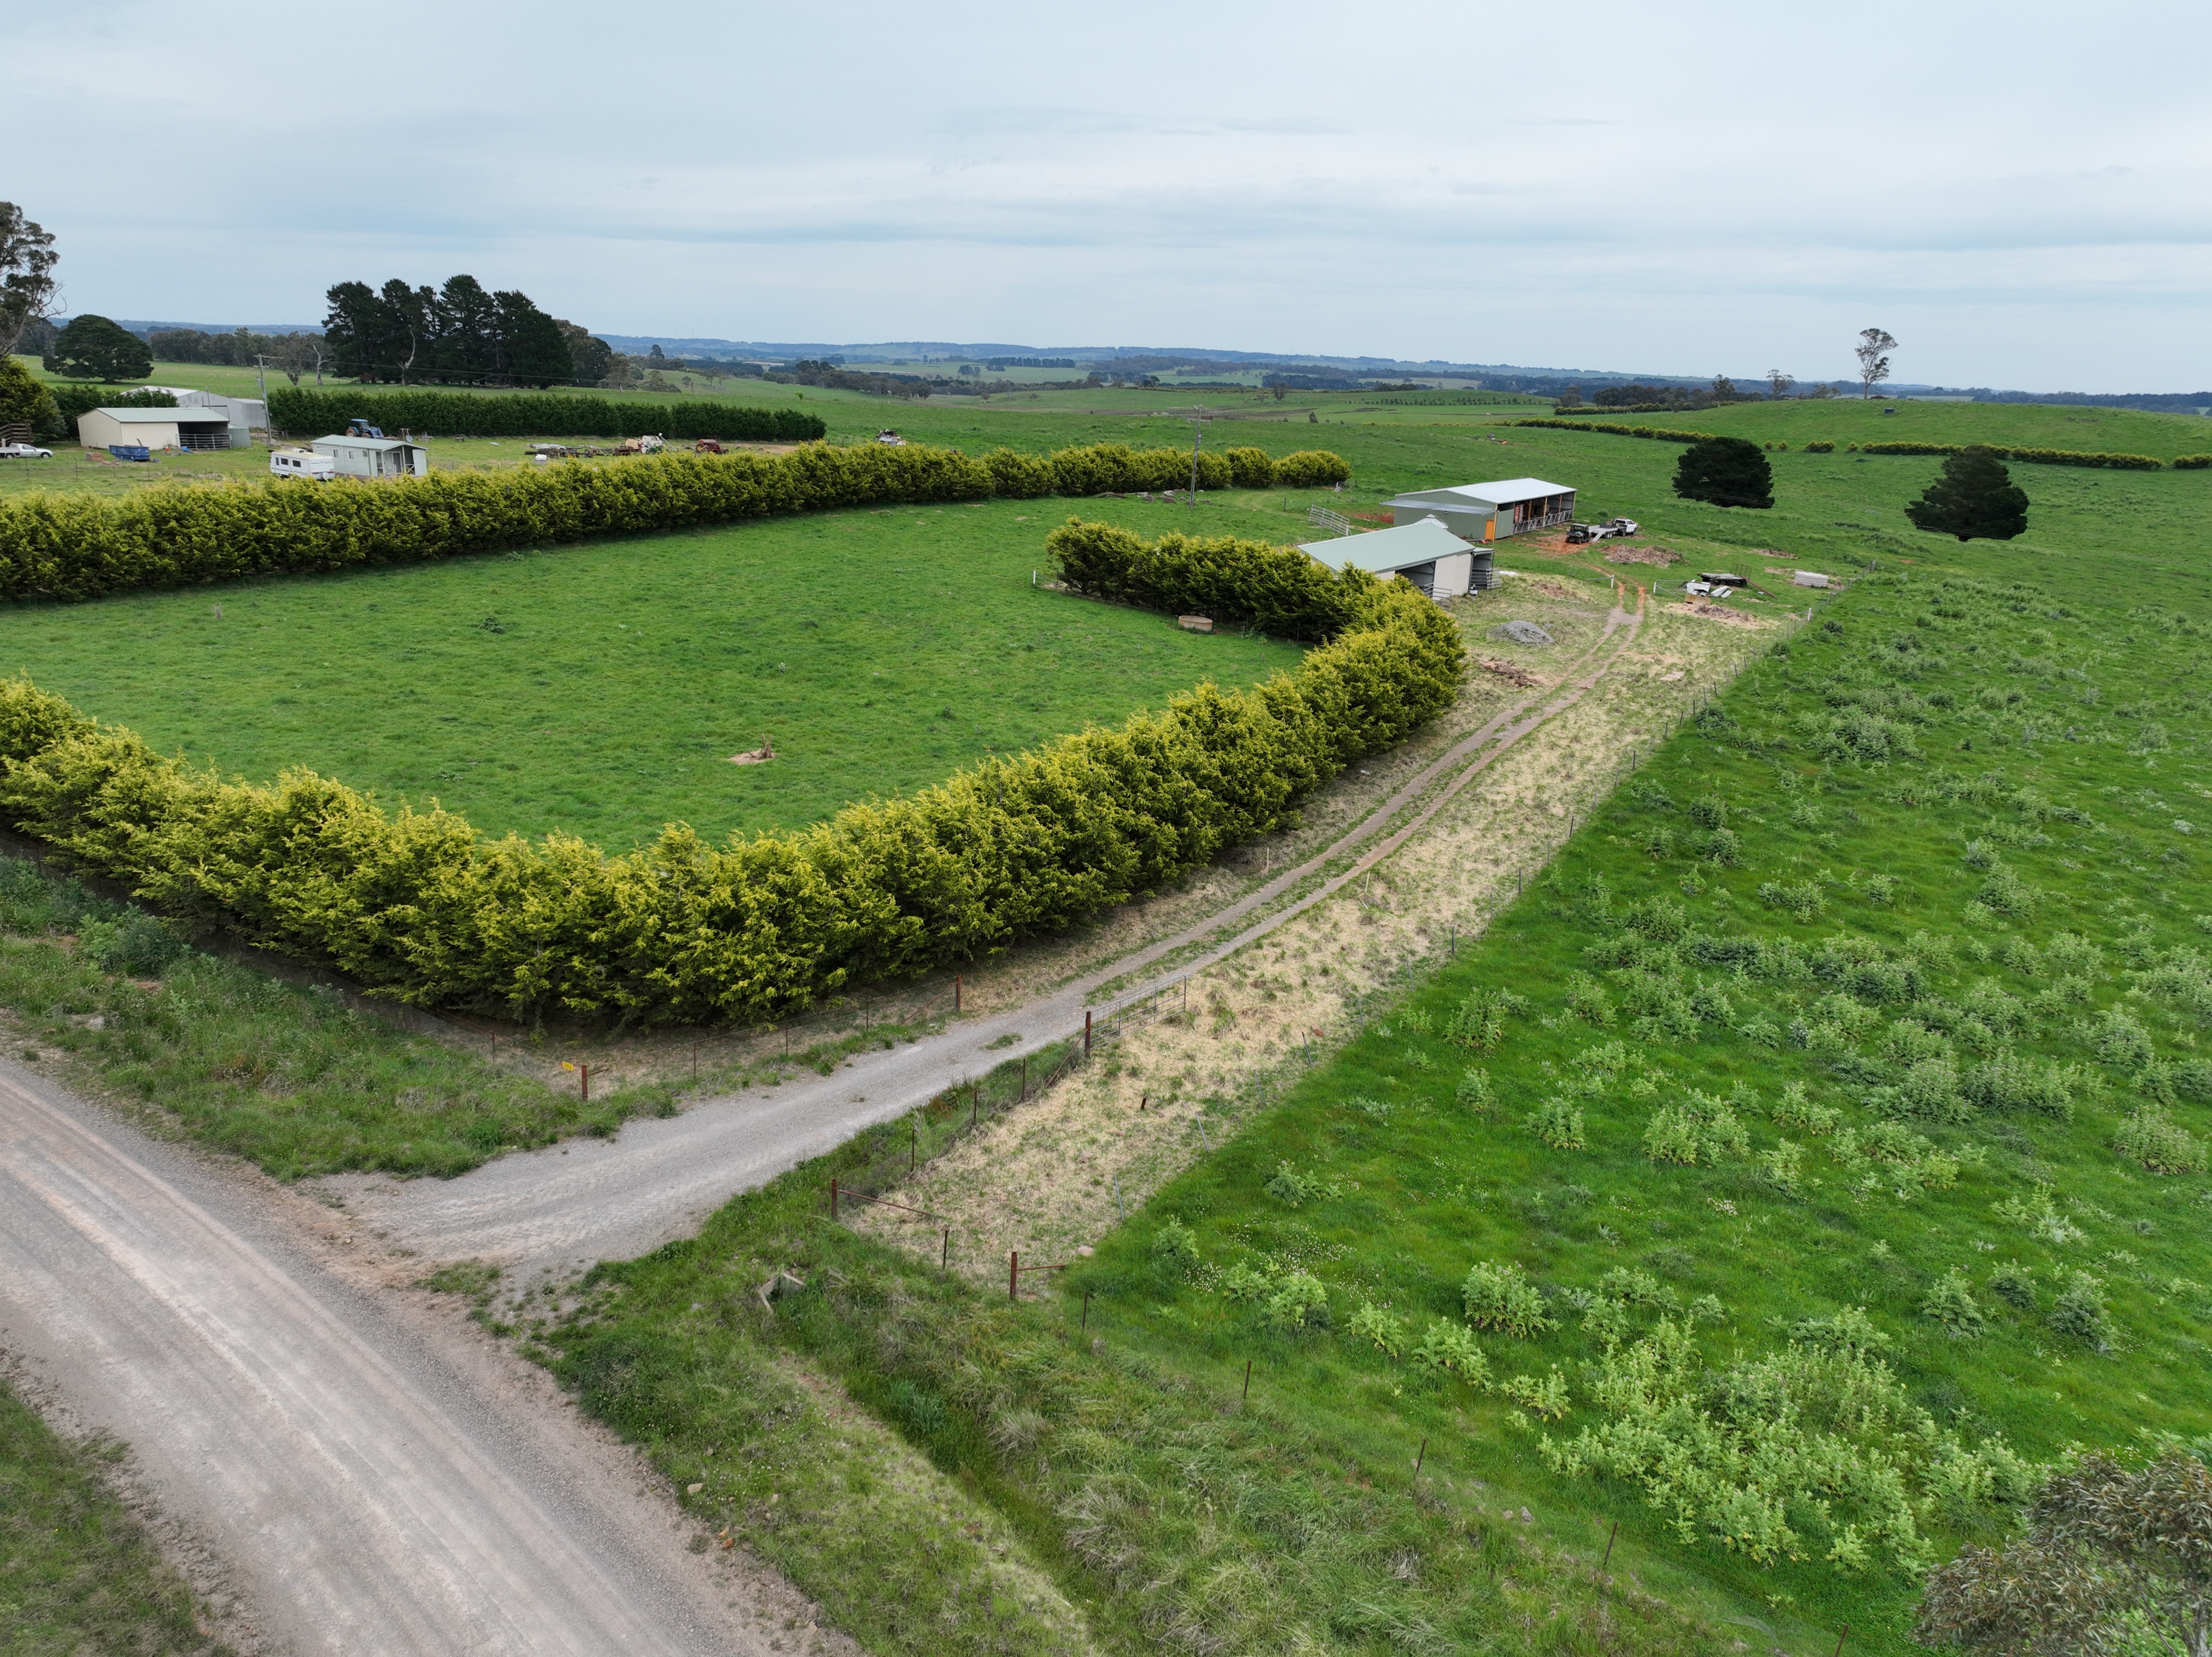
[
  {"left": 1602, "top": 1518, "right": 1618, "bottom": 1570},
  {"left": 1009, "top": 1251, "right": 1018, "bottom": 1300},
  {"left": 1084, "top": 1009, "right": 1092, "bottom": 1058},
  {"left": 941, "top": 1227, "right": 949, "bottom": 1272},
  {"left": 580, "top": 1063, "right": 591, "bottom": 1103},
  {"left": 1020, "top": 1057, "right": 1028, "bottom": 1103},
  {"left": 829, "top": 1177, "right": 838, "bottom": 1221},
  {"left": 1831, "top": 1628, "right": 1848, "bottom": 1657},
  {"left": 970, "top": 1088, "right": 978, "bottom": 1129},
  {"left": 954, "top": 973, "right": 962, "bottom": 1013},
  {"left": 910, "top": 1118, "right": 918, "bottom": 1173},
  {"left": 1241, "top": 1359, "right": 1252, "bottom": 1400},
  {"left": 1081, "top": 1289, "right": 1091, "bottom": 1330},
  {"left": 1414, "top": 1436, "right": 1427, "bottom": 1480}
]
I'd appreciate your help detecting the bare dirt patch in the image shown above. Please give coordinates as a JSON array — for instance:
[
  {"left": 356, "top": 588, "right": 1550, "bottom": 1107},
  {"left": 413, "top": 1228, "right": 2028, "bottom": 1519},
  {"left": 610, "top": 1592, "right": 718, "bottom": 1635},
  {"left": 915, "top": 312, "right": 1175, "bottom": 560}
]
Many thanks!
[
  {"left": 1675, "top": 599, "right": 1773, "bottom": 629},
  {"left": 1605, "top": 544, "right": 1683, "bottom": 567}
]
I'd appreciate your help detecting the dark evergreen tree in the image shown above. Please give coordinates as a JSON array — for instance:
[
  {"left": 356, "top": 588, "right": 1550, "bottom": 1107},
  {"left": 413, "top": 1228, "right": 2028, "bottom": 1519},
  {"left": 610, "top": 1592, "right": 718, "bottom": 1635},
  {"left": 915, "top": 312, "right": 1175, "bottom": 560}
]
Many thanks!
[
  {"left": 555, "top": 321, "right": 614, "bottom": 387},
  {"left": 492, "top": 289, "right": 573, "bottom": 387},
  {"left": 1672, "top": 435, "right": 1773, "bottom": 508},
  {"left": 42, "top": 314, "right": 153, "bottom": 382},
  {"left": 1905, "top": 445, "right": 2029, "bottom": 541}
]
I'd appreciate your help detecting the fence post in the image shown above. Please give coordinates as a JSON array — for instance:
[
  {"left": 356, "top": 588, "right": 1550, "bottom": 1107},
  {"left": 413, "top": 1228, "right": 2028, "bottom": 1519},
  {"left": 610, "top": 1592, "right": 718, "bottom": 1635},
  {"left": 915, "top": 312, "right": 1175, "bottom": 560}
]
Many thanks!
[
  {"left": 1602, "top": 1518, "right": 1618, "bottom": 1570},
  {"left": 954, "top": 973, "right": 962, "bottom": 1013},
  {"left": 1020, "top": 1057, "right": 1028, "bottom": 1103},
  {"left": 830, "top": 1177, "right": 838, "bottom": 1221},
  {"left": 1084, "top": 1009, "right": 1092, "bottom": 1058},
  {"left": 1081, "top": 1288, "right": 1091, "bottom": 1330},
  {"left": 1242, "top": 1359, "right": 1252, "bottom": 1400},
  {"left": 942, "top": 1226, "right": 950, "bottom": 1272},
  {"left": 1414, "top": 1436, "right": 1427, "bottom": 1483},
  {"left": 911, "top": 1118, "right": 918, "bottom": 1174},
  {"left": 1009, "top": 1251, "right": 1018, "bottom": 1300}
]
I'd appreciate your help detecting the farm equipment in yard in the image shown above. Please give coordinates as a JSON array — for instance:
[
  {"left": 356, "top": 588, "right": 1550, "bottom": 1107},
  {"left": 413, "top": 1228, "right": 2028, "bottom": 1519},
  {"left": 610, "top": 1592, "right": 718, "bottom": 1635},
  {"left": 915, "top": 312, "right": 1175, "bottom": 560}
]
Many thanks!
[
  {"left": 618, "top": 434, "right": 666, "bottom": 455},
  {"left": 345, "top": 419, "right": 384, "bottom": 438},
  {"left": 108, "top": 444, "right": 153, "bottom": 462},
  {"left": 693, "top": 437, "right": 726, "bottom": 454}
]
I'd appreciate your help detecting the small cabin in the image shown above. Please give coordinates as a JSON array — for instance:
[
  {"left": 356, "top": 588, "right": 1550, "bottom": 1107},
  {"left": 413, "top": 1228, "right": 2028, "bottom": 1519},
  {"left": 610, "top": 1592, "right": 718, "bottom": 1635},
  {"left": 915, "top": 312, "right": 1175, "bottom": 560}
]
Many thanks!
[
  {"left": 310, "top": 434, "right": 429, "bottom": 479},
  {"left": 1384, "top": 477, "right": 1576, "bottom": 542},
  {"left": 1298, "top": 515, "right": 1488, "bottom": 601}
]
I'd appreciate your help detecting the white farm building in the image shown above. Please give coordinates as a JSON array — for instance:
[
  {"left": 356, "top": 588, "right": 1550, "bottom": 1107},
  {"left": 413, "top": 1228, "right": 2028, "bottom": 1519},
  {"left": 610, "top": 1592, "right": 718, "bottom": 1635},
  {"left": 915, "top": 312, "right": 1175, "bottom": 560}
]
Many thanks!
[
  {"left": 1299, "top": 515, "right": 1489, "bottom": 600},
  {"left": 1384, "top": 477, "right": 1576, "bottom": 542},
  {"left": 310, "top": 434, "right": 430, "bottom": 479}
]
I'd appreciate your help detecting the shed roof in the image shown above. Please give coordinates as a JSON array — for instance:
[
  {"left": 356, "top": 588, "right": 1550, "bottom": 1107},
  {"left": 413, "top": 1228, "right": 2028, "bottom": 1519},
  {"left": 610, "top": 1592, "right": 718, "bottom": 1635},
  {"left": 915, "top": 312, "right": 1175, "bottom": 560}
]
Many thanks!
[
  {"left": 1299, "top": 515, "right": 1472, "bottom": 575},
  {"left": 1387, "top": 476, "right": 1573, "bottom": 508},
  {"left": 312, "top": 434, "right": 425, "bottom": 452},
  {"left": 89, "top": 405, "right": 228, "bottom": 425}
]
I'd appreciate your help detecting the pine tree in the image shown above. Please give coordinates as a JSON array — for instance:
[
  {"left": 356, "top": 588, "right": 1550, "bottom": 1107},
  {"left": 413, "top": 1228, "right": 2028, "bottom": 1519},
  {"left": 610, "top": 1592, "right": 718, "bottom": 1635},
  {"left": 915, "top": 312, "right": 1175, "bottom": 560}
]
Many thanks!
[
  {"left": 1672, "top": 436, "right": 1773, "bottom": 509},
  {"left": 1905, "top": 445, "right": 2029, "bottom": 541}
]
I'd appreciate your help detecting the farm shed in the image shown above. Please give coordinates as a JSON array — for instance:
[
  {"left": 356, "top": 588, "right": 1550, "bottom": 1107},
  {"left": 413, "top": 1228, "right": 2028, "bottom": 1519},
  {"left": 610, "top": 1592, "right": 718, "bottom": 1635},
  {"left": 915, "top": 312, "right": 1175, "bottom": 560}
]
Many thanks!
[
  {"left": 148, "top": 387, "right": 268, "bottom": 447},
  {"left": 77, "top": 405, "right": 234, "bottom": 453},
  {"left": 1385, "top": 477, "right": 1576, "bottom": 542},
  {"left": 1299, "top": 514, "right": 1486, "bottom": 600},
  {"left": 310, "top": 434, "right": 429, "bottom": 479}
]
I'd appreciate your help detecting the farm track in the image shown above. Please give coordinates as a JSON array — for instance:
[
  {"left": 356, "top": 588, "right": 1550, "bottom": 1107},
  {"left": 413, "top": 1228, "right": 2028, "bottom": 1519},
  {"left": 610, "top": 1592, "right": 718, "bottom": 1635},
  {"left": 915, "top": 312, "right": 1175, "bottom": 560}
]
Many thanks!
[{"left": 339, "top": 586, "right": 1648, "bottom": 1282}]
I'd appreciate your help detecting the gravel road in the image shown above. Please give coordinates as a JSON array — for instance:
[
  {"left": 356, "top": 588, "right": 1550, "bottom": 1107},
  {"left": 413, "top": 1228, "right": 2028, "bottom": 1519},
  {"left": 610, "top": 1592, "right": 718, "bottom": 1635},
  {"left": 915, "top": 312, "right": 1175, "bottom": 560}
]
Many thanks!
[{"left": 0, "top": 1062, "right": 799, "bottom": 1656}]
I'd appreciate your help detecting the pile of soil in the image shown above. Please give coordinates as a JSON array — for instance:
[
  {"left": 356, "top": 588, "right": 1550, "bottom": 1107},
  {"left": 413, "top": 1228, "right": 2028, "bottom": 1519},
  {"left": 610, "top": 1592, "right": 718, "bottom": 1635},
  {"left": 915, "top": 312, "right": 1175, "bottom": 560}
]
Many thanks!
[
  {"left": 1604, "top": 544, "right": 1681, "bottom": 567},
  {"left": 1475, "top": 657, "right": 1542, "bottom": 687},
  {"left": 1492, "top": 620, "right": 1555, "bottom": 646}
]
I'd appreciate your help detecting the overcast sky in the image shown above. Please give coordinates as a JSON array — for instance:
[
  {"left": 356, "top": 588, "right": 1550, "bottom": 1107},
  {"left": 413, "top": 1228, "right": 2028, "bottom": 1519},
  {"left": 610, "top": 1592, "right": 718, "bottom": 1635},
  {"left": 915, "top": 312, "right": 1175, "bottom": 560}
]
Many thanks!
[{"left": 16, "top": 1, "right": 2210, "bottom": 390}]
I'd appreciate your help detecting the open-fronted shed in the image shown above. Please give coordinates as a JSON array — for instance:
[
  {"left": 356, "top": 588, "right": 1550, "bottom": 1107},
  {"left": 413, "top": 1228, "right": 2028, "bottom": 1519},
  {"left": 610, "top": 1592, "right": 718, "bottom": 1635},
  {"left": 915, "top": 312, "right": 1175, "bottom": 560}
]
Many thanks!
[{"left": 1385, "top": 476, "right": 1576, "bottom": 542}]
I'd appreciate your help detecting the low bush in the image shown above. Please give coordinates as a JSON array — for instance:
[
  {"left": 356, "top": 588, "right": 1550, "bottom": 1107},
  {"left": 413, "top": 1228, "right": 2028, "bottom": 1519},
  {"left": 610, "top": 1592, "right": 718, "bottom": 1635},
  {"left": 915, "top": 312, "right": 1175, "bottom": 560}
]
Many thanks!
[
  {"left": 2112, "top": 1104, "right": 2209, "bottom": 1174},
  {"left": 1225, "top": 445, "right": 1276, "bottom": 487},
  {"left": 2176, "top": 454, "right": 2212, "bottom": 470},
  {"left": 1271, "top": 449, "right": 1354, "bottom": 487},
  {"left": 1804, "top": 440, "right": 1836, "bottom": 453},
  {"left": 1048, "top": 517, "right": 1367, "bottom": 639},
  {"left": 267, "top": 386, "right": 827, "bottom": 441},
  {"left": 0, "top": 554, "right": 1458, "bottom": 1024},
  {"left": 1860, "top": 439, "right": 2164, "bottom": 470},
  {"left": 1462, "top": 1260, "right": 1556, "bottom": 1338}
]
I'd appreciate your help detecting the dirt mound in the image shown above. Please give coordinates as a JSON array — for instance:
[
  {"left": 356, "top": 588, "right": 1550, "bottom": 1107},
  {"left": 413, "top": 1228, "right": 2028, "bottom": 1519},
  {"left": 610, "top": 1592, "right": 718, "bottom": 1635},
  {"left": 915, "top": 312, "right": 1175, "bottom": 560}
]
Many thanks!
[
  {"left": 1604, "top": 544, "right": 1681, "bottom": 567},
  {"left": 1476, "top": 657, "right": 1542, "bottom": 688},
  {"left": 1675, "top": 599, "right": 1770, "bottom": 628},
  {"left": 1492, "top": 620, "right": 1555, "bottom": 646}
]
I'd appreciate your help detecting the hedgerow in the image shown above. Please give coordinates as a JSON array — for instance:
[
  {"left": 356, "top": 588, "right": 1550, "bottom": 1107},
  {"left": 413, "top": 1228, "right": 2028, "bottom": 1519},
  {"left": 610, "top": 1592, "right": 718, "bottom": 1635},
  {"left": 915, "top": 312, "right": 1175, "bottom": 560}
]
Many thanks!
[
  {"left": 1048, "top": 518, "right": 1366, "bottom": 638},
  {"left": 0, "top": 542, "right": 1458, "bottom": 1024},
  {"left": 267, "top": 387, "right": 826, "bottom": 441},
  {"left": 0, "top": 438, "right": 1351, "bottom": 605},
  {"left": 1516, "top": 418, "right": 2173, "bottom": 469}
]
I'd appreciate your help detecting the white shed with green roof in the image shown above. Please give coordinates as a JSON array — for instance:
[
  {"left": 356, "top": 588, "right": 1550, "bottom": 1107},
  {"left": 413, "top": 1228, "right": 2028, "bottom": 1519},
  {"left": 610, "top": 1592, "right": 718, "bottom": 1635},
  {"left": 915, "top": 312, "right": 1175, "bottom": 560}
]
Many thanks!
[{"left": 1298, "top": 515, "right": 1486, "bottom": 600}]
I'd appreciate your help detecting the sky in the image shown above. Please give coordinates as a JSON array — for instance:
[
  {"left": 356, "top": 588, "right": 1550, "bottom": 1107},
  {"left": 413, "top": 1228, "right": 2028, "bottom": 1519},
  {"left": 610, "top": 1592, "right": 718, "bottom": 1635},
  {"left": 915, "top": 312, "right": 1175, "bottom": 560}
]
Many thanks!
[{"left": 15, "top": 0, "right": 2212, "bottom": 391}]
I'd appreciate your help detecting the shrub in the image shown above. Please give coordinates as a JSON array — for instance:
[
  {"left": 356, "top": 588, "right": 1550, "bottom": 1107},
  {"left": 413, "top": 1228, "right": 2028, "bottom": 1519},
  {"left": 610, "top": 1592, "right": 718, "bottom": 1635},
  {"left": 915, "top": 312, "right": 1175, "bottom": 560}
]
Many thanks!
[
  {"left": 1264, "top": 1162, "right": 1332, "bottom": 1206},
  {"left": 79, "top": 911, "right": 188, "bottom": 976},
  {"left": 1462, "top": 1261, "right": 1555, "bottom": 1338},
  {"left": 1804, "top": 440, "right": 1835, "bottom": 453},
  {"left": 1642, "top": 1092, "right": 1749, "bottom": 1166},
  {"left": 2176, "top": 455, "right": 2212, "bottom": 470},
  {"left": 1151, "top": 1218, "right": 1200, "bottom": 1276},
  {"left": 984, "top": 446, "right": 1057, "bottom": 497},
  {"left": 1271, "top": 449, "right": 1353, "bottom": 487},
  {"left": 2048, "top": 1271, "right": 2115, "bottom": 1349},
  {"left": 1961, "top": 1052, "right": 2079, "bottom": 1118},
  {"left": 1920, "top": 1269, "right": 1986, "bottom": 1337},
  {"left": 1771, "top": 1082, "right": 1842, "bottom": 1136},
  {"left": 1345, "top": 1301, "right": 1406, "bottom": 1357},
  {"left": 1988, "top": 1263, "right": 2037, "bottom": 1310},
  {"left": 0, "top": 546, "right": 1451, "bottom": 1025},
  {"left": 1447, "top": 986, "right": 1526, "bottom": 1052},
  {"left": 1410, "top": 1319, "right": 1489, "bottom": 1384},
  {"left": 2113, "top": 1104, "right": 2209, "bottom": 1175},
  {"left": 2092, "top": 1007, "right": 2157, "bottom": 1070},
  {"left": 1525, "top": 1097, "right": 1587, "bottom": 1150},
  {"left": 0, "top": 356, "right": 61, "bottom": 437},
  {"left": 1757, "top": 879, "right": 1825, "bottom": 922},
  {"left": 1454, "top": 1067, "right": 1495, "bottom": 1114},
  {"left": 1905, "top": 447, "right": 2030, "bottom": 542},
  {"left": 1497, "top": 1368, "right": 1572, "bottom": 1420},
  {"left": 1224, "top": 446, "right": 1276, "bottom": 488},
  {"left": 1260, "top": 1271, "right": 1331, "bottom": 1333},
  {"left": 268, "top": 386, "right": 825, "bottom": 442}
]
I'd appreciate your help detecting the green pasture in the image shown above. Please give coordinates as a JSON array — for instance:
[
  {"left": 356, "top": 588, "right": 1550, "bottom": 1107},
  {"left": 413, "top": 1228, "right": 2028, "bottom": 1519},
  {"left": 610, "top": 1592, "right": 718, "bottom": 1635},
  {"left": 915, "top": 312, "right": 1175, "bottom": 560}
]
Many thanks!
[{"left": 0, "top": 497, "right": 1306, "bottom": 850}]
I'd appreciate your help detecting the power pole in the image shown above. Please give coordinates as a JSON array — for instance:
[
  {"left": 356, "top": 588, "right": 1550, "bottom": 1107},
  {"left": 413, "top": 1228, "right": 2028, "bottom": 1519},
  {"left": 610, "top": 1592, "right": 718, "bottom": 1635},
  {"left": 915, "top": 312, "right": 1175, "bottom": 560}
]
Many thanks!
[
  {"left": 253, "top": 354, "right": 270, "bottom": 401},
  {"left": 1186, "top": 404, "right": 1205, "bottom": 509}
]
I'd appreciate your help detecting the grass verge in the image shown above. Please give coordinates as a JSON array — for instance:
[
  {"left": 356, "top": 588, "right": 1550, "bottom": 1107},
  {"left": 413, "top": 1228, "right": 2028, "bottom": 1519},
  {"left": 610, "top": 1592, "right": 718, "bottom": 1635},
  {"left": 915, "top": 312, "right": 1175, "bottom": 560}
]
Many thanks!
[{"left": 0, "top": 1373, "right": 222, "bottom": 1657}]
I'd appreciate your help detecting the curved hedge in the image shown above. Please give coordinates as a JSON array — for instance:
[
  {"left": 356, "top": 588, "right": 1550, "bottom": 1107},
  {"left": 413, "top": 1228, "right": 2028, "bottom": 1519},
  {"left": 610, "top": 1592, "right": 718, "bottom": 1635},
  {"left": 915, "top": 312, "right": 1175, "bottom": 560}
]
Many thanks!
[
  {"left": 0, "top": 564, "right": 1460, "bottom": 1024},
  {"left": 2177, "top": 455, "right": 2212, "bottom": 471},
  {"left": 0, "top": 440, "right": 1351, "bottom": 605},
  {"left": 1051, "top": 518, "right": 1363, "bottom": 640},
  {"left": 267, "top": 387, "right": 827, "bottom": 442}
]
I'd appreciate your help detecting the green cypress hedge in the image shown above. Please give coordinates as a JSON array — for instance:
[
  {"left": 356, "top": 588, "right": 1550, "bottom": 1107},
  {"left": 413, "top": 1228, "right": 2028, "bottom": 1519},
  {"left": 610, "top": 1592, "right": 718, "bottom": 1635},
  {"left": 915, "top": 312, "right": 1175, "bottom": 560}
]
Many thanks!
[
  {"left": 1517, "top": 418, "right": 2169, "bottom": 470},
  {"left": 0, "top": 552, "right": 1460, "bottom": 1024},
  {"left": 267, "top": 387, "right": 827, "bottom": 442},
  {"left": 2176, "top": 455, "right": 2212, "bottom": 470},
  {"left": 1050, "top": 518, "right": 1361, "bottom": 640},
  {"left": 0, "top": 438, "right": 1350, "bottom": 605}
]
